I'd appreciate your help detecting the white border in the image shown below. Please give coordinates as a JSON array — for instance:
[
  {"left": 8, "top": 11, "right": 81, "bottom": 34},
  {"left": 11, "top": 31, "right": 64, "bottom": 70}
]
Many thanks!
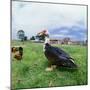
[{"left": 0, "top": 0, "right": 89, "bottom": 90}]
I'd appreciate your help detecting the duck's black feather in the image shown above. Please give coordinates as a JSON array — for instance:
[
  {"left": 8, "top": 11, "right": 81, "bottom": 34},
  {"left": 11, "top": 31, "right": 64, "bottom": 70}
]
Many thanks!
[{"left": 44, "top": 43, "right": 77, "bottom": 68}]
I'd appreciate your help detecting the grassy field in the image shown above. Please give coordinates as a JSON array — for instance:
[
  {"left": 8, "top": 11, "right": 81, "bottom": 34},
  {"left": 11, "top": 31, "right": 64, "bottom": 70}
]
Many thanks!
[{"left": 11, "top": 40, "right": 87, "bottom": 89}]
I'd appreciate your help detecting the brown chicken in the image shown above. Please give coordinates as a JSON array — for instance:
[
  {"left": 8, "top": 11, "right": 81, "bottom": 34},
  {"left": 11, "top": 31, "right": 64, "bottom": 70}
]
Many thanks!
[
  {"left": 12, "top": 47, "right": 18, "bottom": 53},
  {"left": 13, "top": 47, "right": 23, "bottom": 61}
]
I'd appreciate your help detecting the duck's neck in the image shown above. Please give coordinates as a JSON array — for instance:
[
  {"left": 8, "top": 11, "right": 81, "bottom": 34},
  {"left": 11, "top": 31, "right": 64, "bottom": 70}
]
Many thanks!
[
  {"left": 43, "top": 37, "right": 50, "bottom": 52},
  {"left": 44, "top": 37, "right": 50, "bottom": 44}
]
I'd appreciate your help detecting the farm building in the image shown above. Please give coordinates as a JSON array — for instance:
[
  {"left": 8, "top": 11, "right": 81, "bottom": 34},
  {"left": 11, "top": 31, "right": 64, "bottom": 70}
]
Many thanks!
[
  {"left": 50, "top": 37, "right": 71, "bottom": 44},
  {"left": 50, "top": 39, "right": 62, "bottom": 44},
  {"left": 49, "top": 38, "right": 86, "bottom": 45}
]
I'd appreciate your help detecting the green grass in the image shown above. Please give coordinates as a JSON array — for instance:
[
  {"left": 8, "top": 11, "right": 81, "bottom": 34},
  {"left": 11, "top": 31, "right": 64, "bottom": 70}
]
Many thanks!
[{"left": 11, "top": 40, "right": 88, "bottom": 89}]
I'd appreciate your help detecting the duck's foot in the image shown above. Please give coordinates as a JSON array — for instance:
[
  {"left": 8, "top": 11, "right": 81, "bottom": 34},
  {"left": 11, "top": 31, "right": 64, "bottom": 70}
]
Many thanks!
[
  {"left": 45, "top": 67, "right": 53, "bottom": 71},
  {"left": 45, "top": 65, "right": 57, "bottom": 71},
  {"left": 52, "top": 65, "right": 57, "bottom": 69}
]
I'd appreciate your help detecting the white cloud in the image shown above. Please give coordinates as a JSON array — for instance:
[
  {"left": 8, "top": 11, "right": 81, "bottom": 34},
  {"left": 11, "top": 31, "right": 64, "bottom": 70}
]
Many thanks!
[
  {"left": 59, "top": 30, "right": 69, "bottom": 34},
  {"left": 50, "top": 34, "right": 75, "bottom": 38}
]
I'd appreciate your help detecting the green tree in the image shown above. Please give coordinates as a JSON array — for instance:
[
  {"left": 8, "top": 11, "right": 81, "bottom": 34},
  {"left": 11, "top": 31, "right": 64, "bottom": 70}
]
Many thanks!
[
  {"left": 17, "top": 30, "right": 25, "bottom": 41},
  {"left": 36, "top": 35, "right": 45, "bottom": 41},
  {"left": 24, "top": 36, "right": 27, "bottom": 41},
  {"left": 30, "top": 36, "right": 35, "bottom": 40}
]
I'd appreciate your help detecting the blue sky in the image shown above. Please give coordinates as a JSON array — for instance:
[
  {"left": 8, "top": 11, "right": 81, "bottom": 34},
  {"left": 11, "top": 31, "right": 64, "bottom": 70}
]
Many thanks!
[{"left": 12, "top": 1, "right": 87, "bottom": 41}]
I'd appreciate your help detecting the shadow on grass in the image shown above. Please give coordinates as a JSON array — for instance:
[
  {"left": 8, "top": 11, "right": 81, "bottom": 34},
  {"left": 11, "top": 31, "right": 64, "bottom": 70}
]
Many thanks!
[{"left": 57, "top": 66, "right": 78, "bottom": 72}]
